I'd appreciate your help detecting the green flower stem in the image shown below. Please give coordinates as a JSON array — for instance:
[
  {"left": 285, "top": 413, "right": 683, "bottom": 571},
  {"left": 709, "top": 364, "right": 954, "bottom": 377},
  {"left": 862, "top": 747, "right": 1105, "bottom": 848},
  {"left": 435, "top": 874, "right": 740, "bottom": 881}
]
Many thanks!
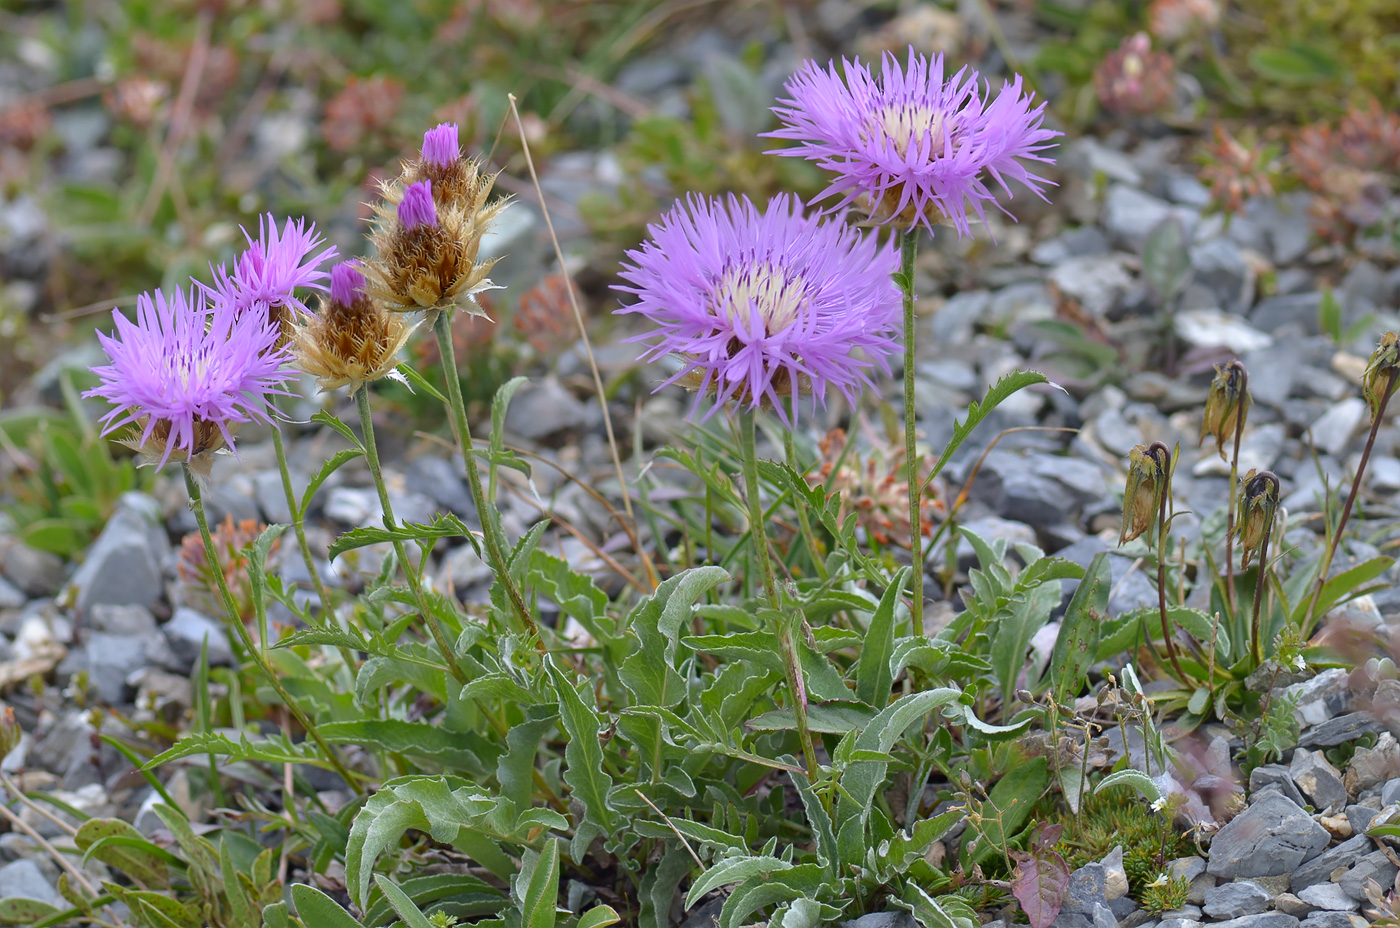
[
  {"left": 354, "top": 387, "right": 468, "bottom": 687},
  {"left": 784, "top": 417, "right": 827, "bottom": 581},
  {"left": 1305, "top": 367, "right": 1398, "bottom": 628},
  {"left": 431, "top": 308, "right": 535, "bottom": 639},
  {"left": 740, "top": 411, "right": 817, "bottom": 779},
  {"left": 1224, "top": 411, "right": 1243, "bottom": 622},
  {"left": 269, "top": 417, "right": 358, "bottom": 677},
  {"left": 899, "top": 229, "right": 923, "bottom": 633},
  {"left": 1249, "top": 479, "right": 1280, "bottom": 665},
  {"left": 1156, "top": 470, "right": 1188, "bottom": 683},
  {"left": 183, "top": 466, "right": 362, "bottom": 794}
]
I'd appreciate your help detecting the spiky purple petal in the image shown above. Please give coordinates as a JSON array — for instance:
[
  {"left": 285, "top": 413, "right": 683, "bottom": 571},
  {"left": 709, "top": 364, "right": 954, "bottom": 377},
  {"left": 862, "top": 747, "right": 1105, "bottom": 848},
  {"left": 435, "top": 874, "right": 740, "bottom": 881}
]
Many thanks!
[
  {"left": 422, "top": 122, "right": 460, "bottom": 170},
  {"left": 765, "top": 48, "right": 1060, "bottom": 237},
  {"left": 399, "top": 181, "right": 437, "bottom": 230},
  {"left": 202, "top": 214, "right": 338, "bottom": 318},
  {"left": 614, "top": 193, "right": 901, "bottom": 424},
  {"left": 84, "top": 287, "right": 293, "bottom": 470}
]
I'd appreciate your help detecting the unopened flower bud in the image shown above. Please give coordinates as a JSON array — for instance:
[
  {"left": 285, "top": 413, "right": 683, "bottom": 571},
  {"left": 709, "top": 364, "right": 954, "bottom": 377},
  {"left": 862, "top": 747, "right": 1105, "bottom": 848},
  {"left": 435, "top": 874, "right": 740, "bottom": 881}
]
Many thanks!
[
  {"left": 1120, "top": 442, "right": 1173, "bottom": 546},
  {"left": 398, "top": 180, "right": 438, "bottom": 231},
  {"left": 421, "top": 122, "right": 460, "bottom": 171},
  {"left": 0, "top": 704, "right": 20, "bottom": 758},
  {"left": 1199, "top": 360, "right": 1250, "bottom": 460},
  {"left": 1235, "top": 469, "right": 1280, "bottom": 568},
  {"left": 1363, "top": 332, "right": 1400, "bottom": 422},
  {"left": 293, "top": 261, "right": 414, "bottom": 395}
]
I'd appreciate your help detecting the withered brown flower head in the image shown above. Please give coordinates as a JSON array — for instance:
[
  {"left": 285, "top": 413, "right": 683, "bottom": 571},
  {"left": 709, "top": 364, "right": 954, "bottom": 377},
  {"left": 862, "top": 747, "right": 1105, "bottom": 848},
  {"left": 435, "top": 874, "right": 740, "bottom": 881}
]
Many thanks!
[
  {"left": 1363, "top": 332, "right": 1400, "bottom": 422},
  {"left": 1199, "top": 360, "right": 1250, "bottom": 460},
  {"left": 1200, "top": 126, "right": 1278, "bottom": 215},
  {"left": 814, "top": 427, "right": 945, "bottom": 547},
  {"left": 1094, "top": 32, "right": 1175, "bottom": 117},
  {"left": 293, "top": 262, "right": 414, "bottom": 394},
  {"left": 1120, "top": 441, "right": 1173, "bottom": 546},
  {"left": 1235, "top": 470, "right": 1280, "bottom": 568}
]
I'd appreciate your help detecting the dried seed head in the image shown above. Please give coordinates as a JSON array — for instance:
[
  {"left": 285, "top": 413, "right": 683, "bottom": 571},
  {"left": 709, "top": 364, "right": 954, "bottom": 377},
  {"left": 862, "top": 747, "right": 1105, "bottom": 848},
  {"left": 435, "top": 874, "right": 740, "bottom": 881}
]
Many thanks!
[
  {"left": 1235, "top": 470, "right": 1279, "bottom": 568},
  {"left": 293, "top": 262, "right": 414, "bottom": 394},
  {"left": 1199, "top": 360, "right": 1250, "bottom": 460},
  {"left": 1363, "top": 332, "right": 1400, "bottom": 422},
  {"left": 1120, "top": 441, "right": 1172, "bottom": 546},
  {"left": 364, "top": 162, "right": 507, "bottom": 314}
]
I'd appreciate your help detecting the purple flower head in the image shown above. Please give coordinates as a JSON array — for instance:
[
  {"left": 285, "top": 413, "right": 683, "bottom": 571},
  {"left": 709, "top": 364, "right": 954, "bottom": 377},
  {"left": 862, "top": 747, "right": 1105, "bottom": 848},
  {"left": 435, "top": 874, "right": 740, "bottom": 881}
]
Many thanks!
[
  {"left": 398, "top": 181, "right": 438, "bottom": 231},
  {"left": 202, "top": 214, "right": 338, "bottom": 319},
  {"left": 330, "top": 261, "right": 366, "bottom": 307},
  {"left": 765, "top": 48, "right": 1060, "bottom": 237},
  {"left": 85, "top": 287, "right": 294, "bottom": 471},
  {"left": 421, "top": 122, "right": 460, "bottom": 170},
  {"left": 615, "top": 193, "right": 901, "bottom": 423}
]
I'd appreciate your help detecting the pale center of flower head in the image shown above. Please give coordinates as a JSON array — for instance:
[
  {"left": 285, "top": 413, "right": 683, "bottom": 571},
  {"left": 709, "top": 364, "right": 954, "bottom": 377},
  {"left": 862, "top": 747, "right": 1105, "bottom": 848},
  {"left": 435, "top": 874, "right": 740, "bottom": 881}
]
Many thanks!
[
  {"left": 867, "top": 103, "right": 948, "bottom": 160},
  {"left": 712, "top": 261, "right": 807, "bottom": 335}
]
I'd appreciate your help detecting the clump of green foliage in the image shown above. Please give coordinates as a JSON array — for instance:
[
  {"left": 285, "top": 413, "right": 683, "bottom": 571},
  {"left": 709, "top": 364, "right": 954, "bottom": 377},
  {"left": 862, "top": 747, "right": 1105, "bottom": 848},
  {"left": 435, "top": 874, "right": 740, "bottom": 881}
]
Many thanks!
[
  {"left": 1140, "top": 873, "right": 1192, "bottom": 915},
  {"left": 1055, "top": 788, "right": 1193, "bottom": 899}
]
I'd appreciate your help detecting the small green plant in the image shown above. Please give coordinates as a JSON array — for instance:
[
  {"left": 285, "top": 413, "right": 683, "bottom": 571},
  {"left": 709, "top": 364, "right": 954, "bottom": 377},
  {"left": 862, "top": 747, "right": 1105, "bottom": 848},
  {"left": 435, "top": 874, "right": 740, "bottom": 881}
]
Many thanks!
[
  {"left": 1056, "top": 787, "right": 1193, "bottom": 898},
  {"left": 1141, "top": 872, "right": 1192, "bottom": 915}
]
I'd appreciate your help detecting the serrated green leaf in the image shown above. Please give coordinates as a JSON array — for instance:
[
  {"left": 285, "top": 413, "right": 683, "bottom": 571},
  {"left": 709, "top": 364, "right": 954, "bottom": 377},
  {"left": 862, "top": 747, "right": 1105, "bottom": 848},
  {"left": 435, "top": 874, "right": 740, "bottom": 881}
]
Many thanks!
[
  {"left": 300, "top": 449, "right": 363, "bottom": 521},
  {"left": 319, "top": 719, "right": 484, "bottom": 769},
  {"left": 922, "top": 370, "right": 1052, "bottom": 492},
  {"left": 638, "top": 848, "right": 694, "bottom": 928},
  {"left": 1050, "top": 552, "right": 1109, "bottom": 703},
  {"left": 621, "top": 566, "right": 729, "bottom": 707},
  {"left": 547, "top": 660, "right": 617, "bottom": 860},
  {"left": 328, "top": 512, "right": 474, "bottom": 561},
  {"left": 718, "top": 864, "right": 827, "bottom": 928}
]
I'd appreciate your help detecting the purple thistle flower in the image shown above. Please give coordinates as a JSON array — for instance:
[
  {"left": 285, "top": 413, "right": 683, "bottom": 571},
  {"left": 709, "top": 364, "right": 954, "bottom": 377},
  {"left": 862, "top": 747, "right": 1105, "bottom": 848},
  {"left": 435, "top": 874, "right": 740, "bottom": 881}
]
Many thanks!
[
  {"left": 615, "top": 193, "right": 901, "bottom": 423},
  {"left": 765, "top": 48, "right": 1060, "bottom": 237},
  {"left": 85, "top": 287, "right": 294, "bottom": 471},
  {"left": 421, "top": 122, "right": 460, "bottom": 170},
  {"left": 398, "top": 180, "right": 438, "bottom": 230},
  {"left": 329, "top": 261, "right": 365, "bottom": 306},
  {"left": 202, "top": 214, "right": 338, "bottom": 318}
]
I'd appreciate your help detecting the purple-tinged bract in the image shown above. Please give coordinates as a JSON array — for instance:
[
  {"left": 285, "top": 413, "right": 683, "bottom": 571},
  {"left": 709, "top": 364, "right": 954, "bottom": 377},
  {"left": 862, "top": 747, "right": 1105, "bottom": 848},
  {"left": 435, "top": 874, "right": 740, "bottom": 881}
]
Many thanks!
[
  {"left": 85, "top": 287, "right": 293, "bottom": 471},
  {"left": 398, "top": 181, "right": 438, "bottom": 230},
  {"left": 615, "top": 193, "right": 901, "bottom": 423},
  {"left": 766, "top": 49, "right": 1060, "bottom": 237},
  {"left": 421, "top": 122, "right": 460, "bottom": 170},
  {"left": 202, "top": 214, "right": 337, "bottom": 318},
  {"left": 330, "top": 261, "right": 366, "bottom": 307}
]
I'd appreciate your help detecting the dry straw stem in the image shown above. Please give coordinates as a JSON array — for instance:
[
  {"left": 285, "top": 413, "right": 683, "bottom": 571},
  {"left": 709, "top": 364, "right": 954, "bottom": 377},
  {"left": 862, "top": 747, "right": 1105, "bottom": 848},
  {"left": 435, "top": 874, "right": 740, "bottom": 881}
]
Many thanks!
[{"left": 506, "top": 92, "right": 657, "bottom": 591}]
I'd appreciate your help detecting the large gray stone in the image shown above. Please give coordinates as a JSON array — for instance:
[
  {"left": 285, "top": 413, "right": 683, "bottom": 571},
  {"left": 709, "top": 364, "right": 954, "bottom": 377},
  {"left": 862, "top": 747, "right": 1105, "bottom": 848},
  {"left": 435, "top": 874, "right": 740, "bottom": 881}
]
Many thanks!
[
  {"left": 1103, "top": 185, "right": 1198, "bottom": 251},
  {"left": 1203, "top": 882, "right": 1272, "bottom": 919},
  {"left": 1298, "top": 915, "right": 1359, "bottom": 928},
  {"left": 1297, "top": 713, "right": 1384, "bottom": 749},
  {"left": 1210, "top": 916, "right": 1299, "bottom": 928},
  {"left": 0, "top": 858, "right": 61, "bottom": 906},
  {"left": 1207, "top": 791, "right": 1331, "bottom": 879},
  {"left": 1251, "top": 764, "right": 1309, "bottom": 810},
  {"left": 66, "top": 492, "right": 168, "bottom": 614},
  {"left": 1190, "top": 236, "right": 1252, "bottom": 311},
  {"left": 1291, "top": 749, "right": 1348, "bottom": 811},
  {"left": 163, "top": 607, "right": 233, "bottom": 668},
  {"left": 1338, "top": 849, "right": 1397, "bottom": 902},
  {"left": 1049, "top": 255, "right": 1133, "bottom": 318},
  {"left": 0, "top": 538, "right": 66, "bottom": 597},
  {"left": 1291, "top": 835, "right": 1373, "bottom": 891},
  {"left": 504, "top": 377, "right": 587, "bottom": 441},
  {"left": 1297, "top": 884, "right": 1359, "bottom": 912}
]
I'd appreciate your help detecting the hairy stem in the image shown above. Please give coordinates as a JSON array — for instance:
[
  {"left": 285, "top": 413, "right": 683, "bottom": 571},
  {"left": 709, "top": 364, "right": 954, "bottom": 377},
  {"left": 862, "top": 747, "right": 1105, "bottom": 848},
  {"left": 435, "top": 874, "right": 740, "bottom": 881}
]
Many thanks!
[
  {"left": 784, "top": 420, "right": 827, "bottom": 581},
  {"left": 900, "top": 229, "right": 923, "bottom": 633},
  {"left": 1305, "top": 367, "right": 1397, "bottom": 629},
  {"left": 183, "top": 466, "right": 362, "bottom": 793},
  {"left": 431, "top": 308, "right": 535, "bottom": 637},
  {"left": 355, "top": 387, "right": 468, "bottom": 686},
  {"left": 1225, "top": 410, "right": 1243, "bottom": 620}
]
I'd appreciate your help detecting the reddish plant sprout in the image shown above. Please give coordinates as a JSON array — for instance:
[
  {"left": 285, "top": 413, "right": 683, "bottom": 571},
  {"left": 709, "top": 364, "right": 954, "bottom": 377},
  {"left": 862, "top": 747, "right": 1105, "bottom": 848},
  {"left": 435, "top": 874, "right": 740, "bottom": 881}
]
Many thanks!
[
  {"left": 104, "top": 77, "right": 169, "bottom": 128},
  {"left": 1094, "top": 33, "right": 1176, "bottom": 117},
  {"left": 1199, "top": 126, "right": 1279, "bottom": 215},
  {"left": 322, "top": 75, "right": 406, "bottom": 153},
  {"left": 1148, "top": 0, "right": 1220, "bottom": 43},
  {"left": 177, "top": 515, "right": 279, "bottom": 623},
  {"left": 514, "top": 274, "right": 576, "bottom": 357},
  {"left": 813, "top": 427, "right": 945, "bottom": 548},
  {"left": 0, "top": 100, "right": 51, "bottom": 150},
  {"left": 1290, "top": 100, "right": 1400, "bottom": 240}
]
